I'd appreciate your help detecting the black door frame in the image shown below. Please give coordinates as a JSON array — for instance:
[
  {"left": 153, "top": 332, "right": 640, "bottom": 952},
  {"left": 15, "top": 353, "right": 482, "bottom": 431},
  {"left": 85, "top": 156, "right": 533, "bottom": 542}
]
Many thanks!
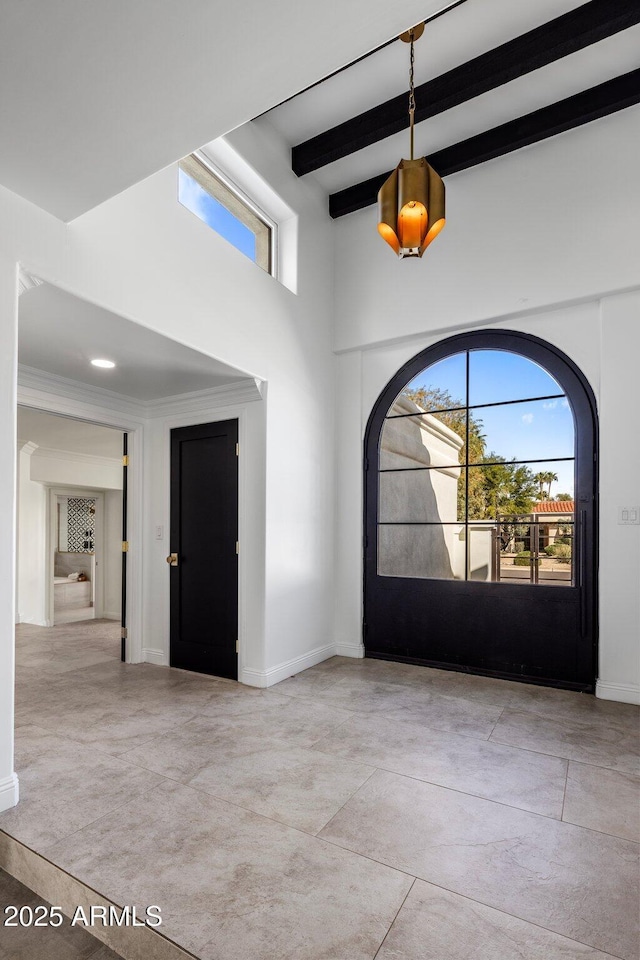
[
  {"left": 121, "top": 432, "right": 128, "bottom": 662},
  {"left": 364, "top": 329, "right": 599, "bottom": 690}
]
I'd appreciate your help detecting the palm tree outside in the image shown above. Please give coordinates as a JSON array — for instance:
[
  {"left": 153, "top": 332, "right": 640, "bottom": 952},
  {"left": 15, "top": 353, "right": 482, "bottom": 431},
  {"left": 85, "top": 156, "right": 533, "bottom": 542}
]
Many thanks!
[
  {"left": 545, "top": 471, "right": 559, "bottom": 497},
  {"left": 534, "top": 470, "right": 558, "bottom": 500}
]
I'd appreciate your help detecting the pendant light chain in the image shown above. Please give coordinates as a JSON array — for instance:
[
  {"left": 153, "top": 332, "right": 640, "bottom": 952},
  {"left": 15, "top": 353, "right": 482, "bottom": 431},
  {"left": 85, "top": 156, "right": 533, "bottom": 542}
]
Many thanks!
[{"left": 409, "top": 35, "right": 416, "bottom": 160}]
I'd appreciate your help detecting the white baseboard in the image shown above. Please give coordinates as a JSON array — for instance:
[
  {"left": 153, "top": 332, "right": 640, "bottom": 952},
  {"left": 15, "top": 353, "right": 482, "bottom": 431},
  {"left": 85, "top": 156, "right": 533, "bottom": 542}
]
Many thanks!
[
  {"left": 596, "top": 680, "right": 640, "bottom": 705},
  {"left": 102, "top": 611, "right": 121, "bottom": 621},
  {"left": 16, "top": 617, "right": 49, "bottom": 627},
  {"left": 241, "top": 643, "right": 337, "bottom": 688},
  {"left": 142, "top": 647, "right": 166, "bottom": 666},
  {"left": 0, "top": 773, "right": 19, "bottom": 813},
  {"left": 335, "top": 642, "right": 364, "bottom": 658}
]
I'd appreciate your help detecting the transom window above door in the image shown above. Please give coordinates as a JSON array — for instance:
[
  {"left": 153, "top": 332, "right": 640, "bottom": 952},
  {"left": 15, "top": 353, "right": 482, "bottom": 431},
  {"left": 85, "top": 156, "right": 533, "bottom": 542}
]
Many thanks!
[{"left": 377, "top": 349, "right": 575, "bottom": 585}]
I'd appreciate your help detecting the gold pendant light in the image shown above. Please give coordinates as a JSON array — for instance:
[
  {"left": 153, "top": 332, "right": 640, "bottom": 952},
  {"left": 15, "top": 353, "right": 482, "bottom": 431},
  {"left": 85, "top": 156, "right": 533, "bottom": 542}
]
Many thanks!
[{"left": 377, "top": 24, "right": 445, "bottom": 258}]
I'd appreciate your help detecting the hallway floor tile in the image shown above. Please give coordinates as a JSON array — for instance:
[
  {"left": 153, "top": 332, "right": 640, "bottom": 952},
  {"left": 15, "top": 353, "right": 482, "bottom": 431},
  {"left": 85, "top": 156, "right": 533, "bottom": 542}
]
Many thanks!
[{"left": 2, "top": 622, "right": 639, "bottom": 960}]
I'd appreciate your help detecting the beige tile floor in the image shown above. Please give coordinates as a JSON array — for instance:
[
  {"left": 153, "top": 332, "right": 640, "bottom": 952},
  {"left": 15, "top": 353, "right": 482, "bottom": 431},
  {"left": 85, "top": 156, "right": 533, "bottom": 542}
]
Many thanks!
[{"left": 1, "top": 621, "right": 639, "bottom": 960}]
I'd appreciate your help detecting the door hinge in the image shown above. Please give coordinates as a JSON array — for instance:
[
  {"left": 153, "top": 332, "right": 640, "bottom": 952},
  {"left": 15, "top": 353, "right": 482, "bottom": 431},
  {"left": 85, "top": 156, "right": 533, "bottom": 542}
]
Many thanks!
[
  {"left": 235, "top": 541, "right": 239, "bottom": 555},
  {"left": 235, "top": 640, "right": 239, "bottom": 654},
  {"left": 121, "top": 627, "right": 128, "bottom": 639},
  {"left": 235, "top": 443, "right": 239, "bottom": 457},
  {"left": 122, "top": 541, "right": 129, "bottom": 552},
  {"left": 122, "top": 455, "right": 129, "bottom": 467}
]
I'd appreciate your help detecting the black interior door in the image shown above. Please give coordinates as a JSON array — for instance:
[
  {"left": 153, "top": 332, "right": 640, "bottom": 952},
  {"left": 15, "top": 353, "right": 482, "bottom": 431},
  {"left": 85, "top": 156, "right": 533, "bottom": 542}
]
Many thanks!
[
  {"left": 364, "top": 331, "right": 598, "bottom": 691},
  {"left": 170, "top": 419, "right": 238, "bottom": 679}
]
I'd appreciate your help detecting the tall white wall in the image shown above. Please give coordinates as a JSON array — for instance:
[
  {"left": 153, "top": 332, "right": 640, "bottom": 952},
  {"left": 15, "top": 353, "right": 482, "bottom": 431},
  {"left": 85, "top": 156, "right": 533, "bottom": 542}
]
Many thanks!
[
  {"left": 332, "top": 109, "right": 640, "bottom": 704},
  {"left": 334, "top": 107, "right": 640, "bottom": 352},
  {"left": 0, "top": 114, "right": 337, "bottom": 807},
  {"left": 71, "top": 118, "right": 336, "bottom": 683},
  {"left": 598, "top": 291, "right": 640, "bottom": 701},
  {"left": 0, "top": 257, "right": 19, "bottom": 811}
]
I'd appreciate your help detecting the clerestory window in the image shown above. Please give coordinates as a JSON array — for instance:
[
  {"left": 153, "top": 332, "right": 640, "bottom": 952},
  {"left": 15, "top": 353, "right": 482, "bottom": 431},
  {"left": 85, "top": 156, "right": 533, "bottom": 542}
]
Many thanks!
[{"left": 178, "top": 153, "right": 273, "bottom": 274}]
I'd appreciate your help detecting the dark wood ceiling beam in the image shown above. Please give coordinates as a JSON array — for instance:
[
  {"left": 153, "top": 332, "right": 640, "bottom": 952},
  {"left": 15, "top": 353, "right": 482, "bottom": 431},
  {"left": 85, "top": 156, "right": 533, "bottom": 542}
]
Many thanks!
[
  {"left": 328, "top": 68, "right": 640, "bottom": 218},
  {"left": 293, "top": 0, "right": 640, "bottom": 177}
]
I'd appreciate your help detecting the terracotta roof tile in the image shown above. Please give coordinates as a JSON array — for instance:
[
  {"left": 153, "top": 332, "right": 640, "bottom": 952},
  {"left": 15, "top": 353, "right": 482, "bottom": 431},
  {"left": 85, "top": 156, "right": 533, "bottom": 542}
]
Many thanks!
[{"left": 532, "top": 500, "right": 574, "bottom": 513}]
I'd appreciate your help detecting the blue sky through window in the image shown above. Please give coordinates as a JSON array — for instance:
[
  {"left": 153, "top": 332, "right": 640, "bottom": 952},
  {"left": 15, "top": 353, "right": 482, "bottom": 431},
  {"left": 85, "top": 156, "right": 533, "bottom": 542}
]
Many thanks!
[
  {"left": 468, "top": 350, "right": 561, "bottom": 406},
  {"left": 401, "top": 350, "right": 575, "bottom": 496},
  {"left": 477, "top": 401, "right": 574, "bottom": 495},
  {"left": 405, "top": 353, "right": 467, "bottom": 405},
  {"left": 476, "top": 398, "right": 573, "bottom": 462},
  {"left": 178, "top": 168, "right": 256, "bottom": 262}
]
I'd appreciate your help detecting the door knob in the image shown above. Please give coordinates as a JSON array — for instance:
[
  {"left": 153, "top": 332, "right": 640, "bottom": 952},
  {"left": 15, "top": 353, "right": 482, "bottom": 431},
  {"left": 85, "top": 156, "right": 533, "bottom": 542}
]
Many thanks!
[{"left": 166, "top": 553, "right": 179, "bottom": 566}]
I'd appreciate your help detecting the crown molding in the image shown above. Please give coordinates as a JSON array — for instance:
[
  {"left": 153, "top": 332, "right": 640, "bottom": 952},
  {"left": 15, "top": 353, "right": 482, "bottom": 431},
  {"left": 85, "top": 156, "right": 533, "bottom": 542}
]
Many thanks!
[
  {"left": 17, "top": 268, "right": 44, "bottom": 297},
  {"left": 143, "top": 378, "right": 263, "bottom": 417},
  {"left": 27, "top": 446, "right": 122, "bottom": 467},
  {"left": 18, "top": 365, "right": 264, "bottom": 421},
  {"left": 18, "top": 365, "right": 144, "bottom": 418},
  {"left": 17, "top": 440, "right": 39, "bottom": 456}
]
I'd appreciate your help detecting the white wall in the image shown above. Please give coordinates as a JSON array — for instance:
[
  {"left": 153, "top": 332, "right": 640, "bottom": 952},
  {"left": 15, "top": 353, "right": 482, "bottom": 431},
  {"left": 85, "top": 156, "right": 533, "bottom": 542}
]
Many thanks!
[
  {"left": 16, "top": 444, "right": 47, "bottom": 625},
  {"left": 334, "top": 107, "right": 640, "bottom": 352},
  {"left": 332, "top": 109, "right": 640, "bottom": 703},
  {"left": 0, "top": 257, "right": 19, "bottom": 811},
  {"left": 71, "top": 118, "right": 336, "bottom": 684},
  {"left": 597, "top": 291, "right": 640, "bottom": 701},
  {"left": 0, "top": 114, "right": 337, "bottom": 808}
]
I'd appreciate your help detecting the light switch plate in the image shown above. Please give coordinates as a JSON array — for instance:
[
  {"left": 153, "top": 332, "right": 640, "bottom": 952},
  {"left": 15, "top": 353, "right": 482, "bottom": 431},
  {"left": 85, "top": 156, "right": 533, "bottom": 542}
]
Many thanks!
[{"left": 618, "top": 507, "right": 640, "bottom": 524}]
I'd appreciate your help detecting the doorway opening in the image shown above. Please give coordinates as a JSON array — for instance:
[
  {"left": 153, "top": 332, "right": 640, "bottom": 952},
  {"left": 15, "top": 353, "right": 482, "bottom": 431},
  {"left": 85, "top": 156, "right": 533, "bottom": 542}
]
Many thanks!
[
  {"left": 364, "top": 330, "right": 598, "bottom": 690},
  {"left": 16, "top": 406, "right": 126, "bottom": 659},
  {"left": 53, "top": 491, "right": 103, "bottom": 625},
  {"left": 15, "top": 274, "right": 261, "bottom": 684}
]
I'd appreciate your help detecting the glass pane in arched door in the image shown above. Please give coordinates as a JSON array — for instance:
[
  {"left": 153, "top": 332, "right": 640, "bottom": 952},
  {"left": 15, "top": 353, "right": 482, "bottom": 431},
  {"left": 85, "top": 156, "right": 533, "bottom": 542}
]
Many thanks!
[{"left": 364, "top": 333, "right": 597, "bottom": 690}]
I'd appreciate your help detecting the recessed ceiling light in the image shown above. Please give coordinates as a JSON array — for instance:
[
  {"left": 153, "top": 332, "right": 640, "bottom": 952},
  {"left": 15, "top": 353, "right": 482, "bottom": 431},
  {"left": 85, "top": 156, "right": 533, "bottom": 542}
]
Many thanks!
[{"left": 91, "top": 358, "right": 116, "bottom": 369}]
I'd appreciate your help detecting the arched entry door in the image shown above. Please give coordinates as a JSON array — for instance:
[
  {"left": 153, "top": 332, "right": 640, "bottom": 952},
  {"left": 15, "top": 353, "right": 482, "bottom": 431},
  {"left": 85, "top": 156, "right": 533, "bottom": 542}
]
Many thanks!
[{"left": 364, "top": 331, "right": 598, "bottom": 691}]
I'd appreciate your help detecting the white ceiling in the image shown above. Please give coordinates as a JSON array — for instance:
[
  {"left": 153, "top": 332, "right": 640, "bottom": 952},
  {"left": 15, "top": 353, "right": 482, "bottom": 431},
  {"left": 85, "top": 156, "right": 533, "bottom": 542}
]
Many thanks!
[
  {"left": 264, "top": 0, "right": 640, "bottom": 198},
  {"left": 0, "top": 0, "right": 447, "bottom": 221},
  {"left": 19, "top": 282, "right": 251, "bottom": 401},
  {"left": 18, "top": 407, "right": 124, "bottom": 459}
]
